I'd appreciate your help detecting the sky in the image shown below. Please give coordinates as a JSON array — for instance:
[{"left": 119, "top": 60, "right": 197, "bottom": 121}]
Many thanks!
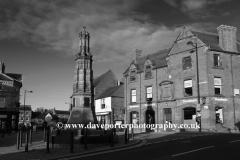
[{"left": 0, "top": 0, "right": 239, "bottom": 111}]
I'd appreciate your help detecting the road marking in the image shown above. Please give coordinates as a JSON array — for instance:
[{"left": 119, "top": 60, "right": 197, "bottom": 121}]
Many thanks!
[
  {"left": 172, "top": 146, "right": 214, "bottom": 157},
  {"left": 229, "top": 139, "right": 240, "bottom": 143},
  {"left": 58, "top": 139, "right": 146, "bottom": 160}
]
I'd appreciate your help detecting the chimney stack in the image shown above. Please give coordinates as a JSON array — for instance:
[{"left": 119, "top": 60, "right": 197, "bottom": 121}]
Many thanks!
[
  {"left": 0, "top": 62, "right": 5, "bottom": 74},
  {"left": 217, "top": 25, "right": 237, "bottom": 52},
  {"left": 132, "top": 49, "right": 142, "bottom": 62}
]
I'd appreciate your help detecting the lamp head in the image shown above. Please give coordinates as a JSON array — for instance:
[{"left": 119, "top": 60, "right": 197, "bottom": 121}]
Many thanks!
[{"left": 187, "top": 41, "right": 194, "bottom": 46}]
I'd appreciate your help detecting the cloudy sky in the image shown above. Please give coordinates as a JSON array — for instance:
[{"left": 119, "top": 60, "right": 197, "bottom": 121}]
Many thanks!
[{"left": 0, "top": 0, "right": 239, "bottom": 111}]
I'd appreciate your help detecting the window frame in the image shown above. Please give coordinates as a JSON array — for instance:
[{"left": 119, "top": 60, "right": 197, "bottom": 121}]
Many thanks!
[
  {"left": 131, "top": 89, "right": 137, "bottom": 103},
  {"left": 0, "top": 82, "right": 2, "bottom": 91},
  {"left": 145, "top": 65, "right": 152, "bottom": 79},
  {"left": 184, "top": 79, "right": 193, "bottom": 97},
  {"left": 213, "top": 54, "right": 221, "bottom": 67},
  {"left": 130, "top": 70, "right": 136, "bottom": 82},
  {"left": 214, "top": 77, "right": 222, "bottom": 95},
  {"left": 101, "top": 98, "right": 105, "bottom": 109},
  {"left": 182, "top": 56, "right": 192, "bottom": 70},
  {"left": 146, "top": 86, "right": 153, "bottom": 102}
]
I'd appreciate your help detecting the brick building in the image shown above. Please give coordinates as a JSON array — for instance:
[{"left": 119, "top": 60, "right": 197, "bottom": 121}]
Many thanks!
[
  {"left": 0, "top": 62, "right": 22, "bottom": 131},
  {"left": 124, "top": 25, "right": 240, "bottom": 132},
  {"left": 95, "top": 84, "right": 124, "bottom": 125}
]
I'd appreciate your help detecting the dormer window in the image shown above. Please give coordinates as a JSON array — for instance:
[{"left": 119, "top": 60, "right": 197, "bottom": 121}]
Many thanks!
[
  {"left": 145, "top": 66, "right": 152, "bottom": 79},
  {"left": 130, "top": 70, "right": 136, "bottom": 82}
]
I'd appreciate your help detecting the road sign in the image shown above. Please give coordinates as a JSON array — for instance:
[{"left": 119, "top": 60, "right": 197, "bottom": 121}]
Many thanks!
[{"left": 196, "top": 104, "right": 201, "bottom": 112}]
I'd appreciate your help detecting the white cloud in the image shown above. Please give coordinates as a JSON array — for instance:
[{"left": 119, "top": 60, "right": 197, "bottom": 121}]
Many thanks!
[
  {"left": 164, "top": 0, "right": 232, "bottom": 19},
  {"left": 0, "top": 0, "right": 182, "bottom": 64}
]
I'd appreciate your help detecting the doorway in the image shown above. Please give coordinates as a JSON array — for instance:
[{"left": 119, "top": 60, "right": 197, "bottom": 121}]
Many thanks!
[
  {"left": 215, "top": 107, "right": 223, "bottom": 124},
  {"left": 146, "top": 109, "right": 155, "bottom": 126}
]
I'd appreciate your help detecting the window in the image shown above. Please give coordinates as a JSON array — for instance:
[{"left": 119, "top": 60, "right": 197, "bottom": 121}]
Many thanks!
[
  {"left": 184, "top": 80, "right": 193, "bottom": 96},
  {"left": 213, "top": 54, "right": 221, "bottom": 67},
  {"left": 130, "top": 70, "right": 136, "bottom": 82},
  {"left": 131, "top": 89, "right": 136, "bottom": 103},
  {"left": 234, "top": 89, "right": 239, "bottom": 96},
  {"left": 182, "top": 57, "right": 192, "bottom": 70},
  {"left": 0, "top": 83, "right": 2, "bottom": 90},
  {"left": 84, "top": 97, "right": 90, "bottom": 107},
  {"left": 146, "top": 86, "right": 152, "bottom": 101},
  {"left": 26, "top": 112, "right": 28, "bottom": 115},
  {"left": 214, "top": 77, "right": 222, "bottom": 95},
  {"left": 145, "top": 66, "right": 152, "bottom": 78},
  {"left": 0, "top": 98, "right": 5, "bottom": 108},
  {"left": 73, "top": 98, "right": 75, "bottom": 107},
  {"left": 101, "top": 98, "right": 105, "bottom": 109},
  {"left": 160, "top": 81, "right": 174, "bottom": 100}
]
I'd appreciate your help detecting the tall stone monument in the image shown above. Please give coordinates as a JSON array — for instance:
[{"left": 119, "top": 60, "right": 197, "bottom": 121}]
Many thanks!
[{"left": 67, "top": 26, "right": 97, "bottom": 125}]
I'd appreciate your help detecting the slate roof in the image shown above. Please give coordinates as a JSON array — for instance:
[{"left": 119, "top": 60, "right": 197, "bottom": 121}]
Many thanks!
[
  {"left": 191, "top": 30, "right": 240, "bottom": 53},
  {"left": 97, "top": 85, "right": 124, "bottom": 99},
  {"left": 93, "top": 70, "right": 112, "bottom": 87},
  {"left": 6, "top": 73, "right": 22, "bottom": 81},
  {"left": 124, "top": 48, "right": 170, "bottom": 74},
  {"left": 19, "top": 105, "right": 32, "bottom": 111},
  {"left": 54, "top": 109, "right": 69, "bottom": 115}
]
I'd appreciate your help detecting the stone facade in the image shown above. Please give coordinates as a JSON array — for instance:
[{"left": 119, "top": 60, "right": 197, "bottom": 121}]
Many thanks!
[{"left": 124, "top": 25, "right": 240, "bottom": 132}]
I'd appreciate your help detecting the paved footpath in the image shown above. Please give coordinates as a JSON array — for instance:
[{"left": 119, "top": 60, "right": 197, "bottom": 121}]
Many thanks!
[
  {"left": 0, "top": 130, "right": 139, "bottom": 160},
  {"left": 0, "top": 130, "right": 230, "bottom": 160}
]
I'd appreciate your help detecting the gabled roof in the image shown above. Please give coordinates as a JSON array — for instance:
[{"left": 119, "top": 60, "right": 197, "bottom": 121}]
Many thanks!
[
  {"left": 97, "top": 85, "right": 124, "bottom": 99},
  {"left": 190, "top": 30, "right": 240, "bottom": 53},
  {"left": 124, "top": 48, "right": 170, "bottom": 74},
  {"left": 19, "top": 105, "right": 32, "bottom": 111},
  {"left": 6, "top": 73, "right": 22, "bottom": 81},
  {"left": 55, "top": 109, "right": 69, "bottom": 115},
  {"left": 93, "top": 70, "right": 112, "bottom": 87}
]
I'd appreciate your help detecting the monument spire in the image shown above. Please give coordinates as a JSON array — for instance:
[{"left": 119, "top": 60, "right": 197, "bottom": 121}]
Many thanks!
[{"left": 68, "top": 26, "right": 97, "bottom": 125}]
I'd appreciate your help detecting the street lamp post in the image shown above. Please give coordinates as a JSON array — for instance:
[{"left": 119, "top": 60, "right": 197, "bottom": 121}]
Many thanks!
[
  {"left": 23, "top": 90, "right": 33, "bottom": 126},
  {"left": 187, "top": 38, "right": 201, "bottom": 132}
]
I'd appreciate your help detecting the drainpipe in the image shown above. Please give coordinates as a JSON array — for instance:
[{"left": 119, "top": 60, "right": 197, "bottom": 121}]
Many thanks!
[
  {"left": 230, "top": 54, "right": 236, "bottom": 131},
  {"left": 125, "top": 76, "right": 128, "bottom": 124},
  {"left": 156, "top": 69, "right": 158, "bottom": 132},
  {"left": 139, "top": 73, "right": 142, "bottom": 132}
]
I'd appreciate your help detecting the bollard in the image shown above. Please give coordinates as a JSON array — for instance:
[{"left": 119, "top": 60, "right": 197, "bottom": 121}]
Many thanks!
[
  {"left": 25, "top": 129, "right": 29, "bottom": 152},
  {"left": 16, "top": 130, "right": 20, "bottom": 149},
  {"left": 51, "top": 136, "right": 55, "bottom": 149},
  {"left": 2, "top": 129, "right": 4, "bottom": 138},
  {"left": 46, "top": 127, "right": 50, "bottom": 153},
  {"left": 127, "top": 126, "right": 130, "bottom": 142},
  {"left": 131, "top": 126, "right": 134, "bottom": 139},
  {"left": 125, "top": 127, "right": 128, "bottom": 144},
  {"left": 29, "top": 128, "right": 32, "bottom": 144},
  {"left": 111, "top": 129, "right": 114, "bottom": 147},
  {"left": 20, "top": 129, "right": 22, "bottom": 147},
  {"left": 84, "top": 128, "right": 87, "bottom": 150},
  {"left": 70, "top": 130, "right": 73, "bottom": 153},
  {"left": 43, "top": 127, "right": 46, "bottom": 142}
]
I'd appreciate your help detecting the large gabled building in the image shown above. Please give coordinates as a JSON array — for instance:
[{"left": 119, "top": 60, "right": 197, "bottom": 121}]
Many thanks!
[{"left": 124, "top": 25, "right": 240, "bottom": 132}]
